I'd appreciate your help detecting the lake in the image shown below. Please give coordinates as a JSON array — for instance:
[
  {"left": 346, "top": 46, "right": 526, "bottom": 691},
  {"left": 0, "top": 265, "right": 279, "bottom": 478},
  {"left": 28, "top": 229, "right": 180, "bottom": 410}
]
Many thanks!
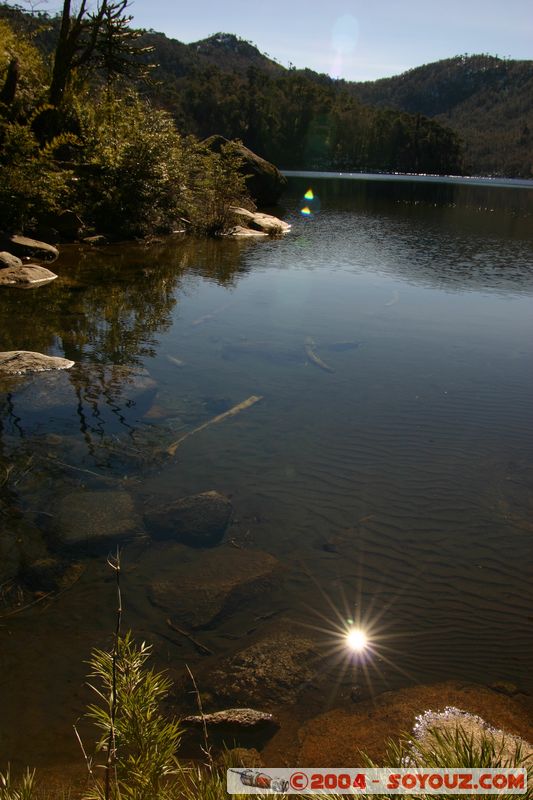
[{"left": 1, "top": 173, "right": 533, "bottom": 771}]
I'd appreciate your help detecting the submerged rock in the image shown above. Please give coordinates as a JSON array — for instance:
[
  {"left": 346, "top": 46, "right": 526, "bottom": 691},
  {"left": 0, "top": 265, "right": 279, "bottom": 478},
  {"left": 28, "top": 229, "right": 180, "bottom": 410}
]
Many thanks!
[
  {"left": 206, "top": 628, "right": 319, "bottom": 704},
  {"left": 0, "top": 251, "right": 23, "bottom": 269},
  {"left": 9, "top": 363, "right": 156, "bottom": 416},
  {"left": 53, "top": 490, "right": 143, "bottom": 551},
  {"left": 144, "top": 490, "right": 233, "bottom": 546},
  {"left": 0, "top": 265, "right": 58, "bottom": 287},
  {"left": 148, "top": 547, "right": 280, "bottom": 629},
  {"left": 296, "top": 680, "right": 533, "bottom": 766},
  {"left": 1, "top": 235, "right": 59, "bottom": 262},
  {"left": 0, "top": 351, "right": 74, "bottom": 376}
]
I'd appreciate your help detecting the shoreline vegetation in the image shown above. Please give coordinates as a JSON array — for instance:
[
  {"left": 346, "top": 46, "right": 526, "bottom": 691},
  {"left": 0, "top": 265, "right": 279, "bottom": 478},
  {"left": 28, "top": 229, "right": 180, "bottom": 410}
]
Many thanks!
[{"left": 0, "top": 0, "right": 466, "bottom": 249}]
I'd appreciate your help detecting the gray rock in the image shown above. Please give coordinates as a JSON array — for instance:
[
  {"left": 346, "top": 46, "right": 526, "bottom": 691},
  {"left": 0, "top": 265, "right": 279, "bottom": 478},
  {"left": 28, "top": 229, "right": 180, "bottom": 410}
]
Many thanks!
[
  {"left": 207, "top": 628, "right": 320, "bottom": 704},
  {"left": 145, "top": 491, "right": 233, "bottom": 546},
  {"left": 0, "top": 265, "right": 58, "bottom": 287},
  {"left": 230, "top": 207, "right": 291, "bottom": 235},
  {"left": 2, "top": 235, "right": 59, "bottom": 262},
  {"left": 148, "top": 547, "right": 280, "bottom": 629},
  {"left": 0, "top": 351, "right": 74, "bottom": 376},
  {"left": 53, "top": 490, "right": 143, "bottom": 551},
  {"left": 0, "top": 251, "right": 23, "bottom": 269},
  {"left": 203, "top": 135, "right": 287, "bottom": 206}
]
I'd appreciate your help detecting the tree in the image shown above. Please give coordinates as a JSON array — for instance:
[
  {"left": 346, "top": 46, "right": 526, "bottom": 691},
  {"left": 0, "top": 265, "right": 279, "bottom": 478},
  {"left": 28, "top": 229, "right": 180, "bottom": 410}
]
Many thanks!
[{"left": 49, "top": 0, "right": 153, "bottom": 106}]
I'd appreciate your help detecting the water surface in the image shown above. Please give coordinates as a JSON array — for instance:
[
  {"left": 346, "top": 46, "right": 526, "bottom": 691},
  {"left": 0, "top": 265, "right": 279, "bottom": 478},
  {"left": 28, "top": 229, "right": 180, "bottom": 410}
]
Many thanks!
[{"left": 1, "top": 175, "right": 533, "bottom": 769}]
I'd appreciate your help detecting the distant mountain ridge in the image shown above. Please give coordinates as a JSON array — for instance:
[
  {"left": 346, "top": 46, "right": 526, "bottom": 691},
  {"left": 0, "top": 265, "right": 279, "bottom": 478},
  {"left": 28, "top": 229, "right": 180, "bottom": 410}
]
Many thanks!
[
  {"left": 1, "top": 3, "right": 531, "bottom": 176},
  {"left": 138, "top": 30, "right": 533, "bottom": 176}
]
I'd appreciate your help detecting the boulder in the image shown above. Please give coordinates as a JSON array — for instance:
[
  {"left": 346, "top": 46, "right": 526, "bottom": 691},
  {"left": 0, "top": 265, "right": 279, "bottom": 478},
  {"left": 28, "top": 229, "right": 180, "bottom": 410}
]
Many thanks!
[
  {"left": 148, "top": 547, "right": 280, "bottom": 629},
  {"left": 41, "top": 210, "right": 84, "bottom": 241},
  {"left": 230, "top": 207, "right": 290, "bottom": 235},
  {"left": 0, "top": 265, "right": 58, "bottom": 287},
  {"left": 182, "top": 709, "right": 279, "bottom": 751},
  {"left": 206, "top": 628, "right": 319, "bottom": 704},
  {"left": 1, "top": 235, "right": 59, "bottom": 262},
  {"left": 0, "top": 351, "right": 74, "bottom": 376},
  {"left": 53, "top": 490, "right": 143, "bottom": 552},
  {"left": 203, "top": 135, "right": 287, "bottom": 206},
  {"left": 0, "top": 251, "right": 23, "bottom": 269},
  {"left": 144, "top": 490, "right": 233, "bottom": 546}
]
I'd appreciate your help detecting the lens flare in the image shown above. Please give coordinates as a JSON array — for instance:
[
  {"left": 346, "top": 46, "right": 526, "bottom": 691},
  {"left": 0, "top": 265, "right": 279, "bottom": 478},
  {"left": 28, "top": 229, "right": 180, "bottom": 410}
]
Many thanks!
[
  {"left": 346, "top": 627, "right": 368, "bottom": 652},
  {"left": 300, "top": 188, "right": 321, "bottom": 217}
]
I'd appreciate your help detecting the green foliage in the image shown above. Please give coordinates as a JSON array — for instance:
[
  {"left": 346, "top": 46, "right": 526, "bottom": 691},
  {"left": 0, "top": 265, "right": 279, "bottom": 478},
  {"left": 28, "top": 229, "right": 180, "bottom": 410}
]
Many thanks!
[
  {"left": 0, "top": 18, "right": 48, "bottom": 116},
  {"left": 0, "top": 117, "right": 74, "bottom": 230},
  {"left": 183, "top": 139, "right": 249, "bottom": 235},
  {"left": 84, "top": 632, "right": 182, "bottom": 800},
  {"left": 0, "top": 767, "right": 35, "bottom": 800},
  {"left": 76, "top": 91, "right": 189, "bottom": 237}
]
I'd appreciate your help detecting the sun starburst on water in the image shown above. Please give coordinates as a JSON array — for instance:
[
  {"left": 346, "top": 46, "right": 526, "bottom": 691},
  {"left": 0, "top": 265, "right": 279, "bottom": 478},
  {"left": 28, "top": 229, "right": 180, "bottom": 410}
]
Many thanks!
[{"left": 295, "top": 571, "right": 420, "bottom": 705}]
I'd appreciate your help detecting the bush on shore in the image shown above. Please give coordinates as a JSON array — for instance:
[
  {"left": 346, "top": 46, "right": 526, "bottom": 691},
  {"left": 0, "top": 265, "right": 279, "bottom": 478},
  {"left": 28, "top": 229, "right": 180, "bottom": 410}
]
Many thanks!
[{"left": 0, "top": 18, "right": 251, "bottom": 239}]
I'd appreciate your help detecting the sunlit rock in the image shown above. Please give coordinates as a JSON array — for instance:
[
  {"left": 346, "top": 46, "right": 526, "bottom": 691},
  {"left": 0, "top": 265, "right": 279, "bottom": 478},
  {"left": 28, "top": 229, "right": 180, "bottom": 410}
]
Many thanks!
[
  {"left": 205, "top": 627, "right": 320, "bottom": 704},
  {"left": 0, "top": 351, "right": 74, "bottom": 376},
  {"left": 0, "top": 265, "right": 58, "bottom": 287},
  {"left": 0, "top": 251, "right": 23, "bottom": 269}
]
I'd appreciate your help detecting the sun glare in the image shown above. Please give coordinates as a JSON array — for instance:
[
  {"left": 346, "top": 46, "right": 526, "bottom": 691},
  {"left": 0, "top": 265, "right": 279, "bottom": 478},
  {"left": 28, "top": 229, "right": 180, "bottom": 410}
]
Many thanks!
[{"left": 346, "top": 627, "right": 368, "bottom": 652}]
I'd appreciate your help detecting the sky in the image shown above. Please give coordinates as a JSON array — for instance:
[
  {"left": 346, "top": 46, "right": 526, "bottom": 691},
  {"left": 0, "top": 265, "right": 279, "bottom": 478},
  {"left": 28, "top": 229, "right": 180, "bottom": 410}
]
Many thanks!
[
  {"left": 17, "top": 0, "right": 533, "bottom": 81},
  {"left": 129, "top": 0, "right": 533, "bottom": 80}
]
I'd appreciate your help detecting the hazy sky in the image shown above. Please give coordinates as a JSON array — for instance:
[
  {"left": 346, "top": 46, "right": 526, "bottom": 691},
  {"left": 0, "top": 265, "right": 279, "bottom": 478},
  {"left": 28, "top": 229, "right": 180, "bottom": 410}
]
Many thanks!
[
  {"left": 21, "top": 0, "right": 533, "bottom": 80},
  {"left": 130, "top": 0, "right": 533, "bottom": 80}
]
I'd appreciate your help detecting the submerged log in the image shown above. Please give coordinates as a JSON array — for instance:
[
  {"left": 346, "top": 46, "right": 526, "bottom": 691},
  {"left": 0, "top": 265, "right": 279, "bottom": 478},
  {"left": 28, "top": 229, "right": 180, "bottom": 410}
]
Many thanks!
[{"left": 165, "top": 395, "right": 263, "bottom": 456}]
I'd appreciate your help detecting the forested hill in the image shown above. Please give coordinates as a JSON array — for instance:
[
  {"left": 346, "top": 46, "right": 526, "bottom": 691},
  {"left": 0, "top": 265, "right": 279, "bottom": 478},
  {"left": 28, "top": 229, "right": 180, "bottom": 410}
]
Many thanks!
[
  {"left": 349, "top": 55, "right": 533, "bottom": 177},
  {"left": 3, "top": 4, "right": 528, "bottom": 176}
]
